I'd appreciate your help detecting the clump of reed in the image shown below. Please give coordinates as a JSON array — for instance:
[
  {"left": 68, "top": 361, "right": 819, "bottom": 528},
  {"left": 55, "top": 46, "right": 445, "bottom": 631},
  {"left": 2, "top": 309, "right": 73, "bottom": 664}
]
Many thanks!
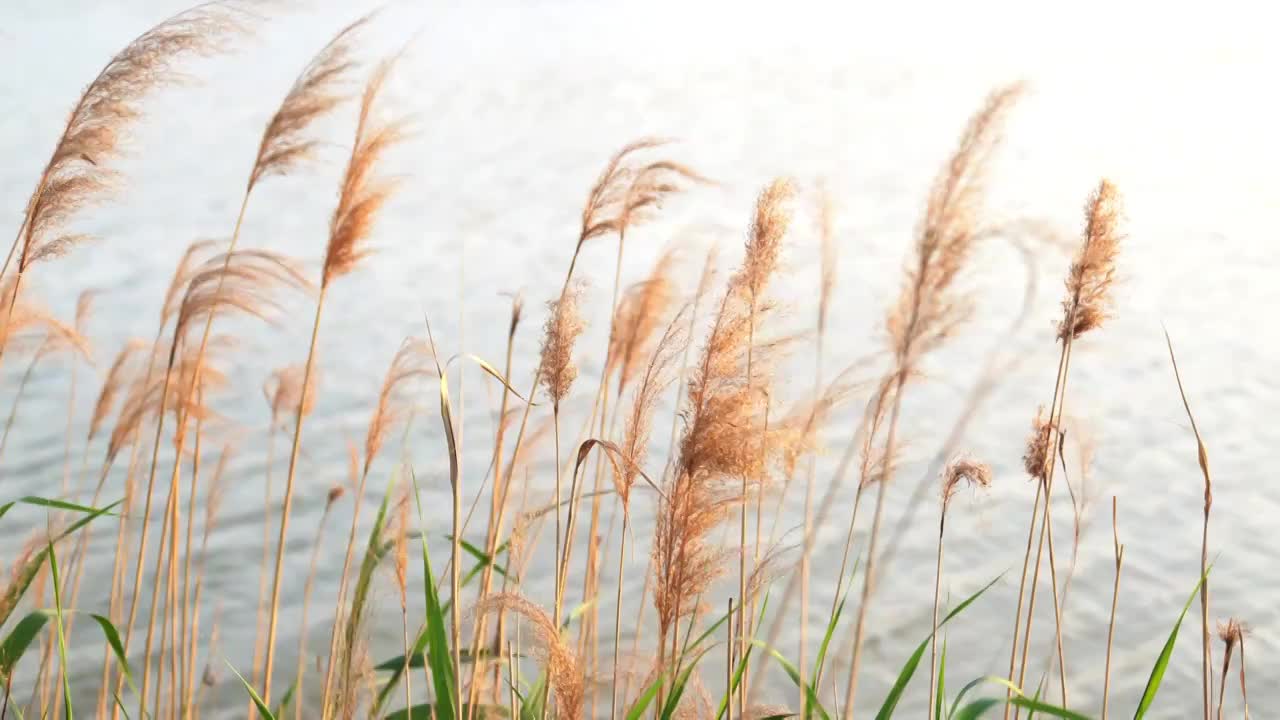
[{"left": 0, "top": 7, "right": 1258, "bottom": 720}]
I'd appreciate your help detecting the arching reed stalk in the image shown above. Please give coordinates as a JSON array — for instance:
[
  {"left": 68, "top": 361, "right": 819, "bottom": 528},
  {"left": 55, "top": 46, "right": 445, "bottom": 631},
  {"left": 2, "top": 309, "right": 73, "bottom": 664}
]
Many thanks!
[
  {"left": 295, "top": 479, "right": 346, "bottom": 720},
  {"left": 253, "top": 364, "right": 314, "bottom": 691},
  {"left": 0, "top": 2, "right": 246, "bottom": 370},
  {"left": 1164, "top": 330, "right": 1214, "bottom": 720},
  {"left": 1101, "top": 497, "right": 1123, "bottom": 720},
  {"left": 182, "top": 442, "right": 233, "bottom": 717},
  {"left": 130, "top": 249, "right": 308, "bottom": 719},
  {"left": 477, "top": 594, "right": 584, "bottom": 720},
  {"left": 1013, "top": 179, "right": 1121, "bottom": 714},
  {"left": 264, "top": 51, "right": 407, "bottom": 703},
  {"left": 607, "top": 307, "right": 687, "bottom": 719},
  {"left": 846, "top": 83, "right": 1023, "bottom": 715},
  {"left": 319, "top": 338, "right": 434, "bottom": 720},
  {"left": 930, "top": 458, "right": 991, "bottom": 719}
]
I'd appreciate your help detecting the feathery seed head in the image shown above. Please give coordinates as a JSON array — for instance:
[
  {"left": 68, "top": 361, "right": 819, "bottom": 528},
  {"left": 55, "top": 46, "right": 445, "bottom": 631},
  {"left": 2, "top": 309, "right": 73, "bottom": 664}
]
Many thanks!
[
  {"left": 538, "top": 283, "right": 586, "bottom": 409},
  {"left": 1059, "top": 179, "right": 1122, "bottom": 340}
]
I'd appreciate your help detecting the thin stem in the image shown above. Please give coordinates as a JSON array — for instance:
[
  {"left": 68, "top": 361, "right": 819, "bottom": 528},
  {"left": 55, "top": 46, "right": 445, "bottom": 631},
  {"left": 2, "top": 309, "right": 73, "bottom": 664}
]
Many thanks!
[
  {"left": 264, "top": 287, "right": 327, "bottom": 703},
  {"left": 252, "top": 422, "right": 278, "bottom": 692},
  {"left": 610, "top": 512, "right": 629, "bottom": 720},
  {"left": 1101, "top": 497, "right": 1122, "bottom": 720},
  {"left": 844, "top": 368, "right": 908, "bottom": 714},
  {"left": 297, "top": 505, "right": 335, "bottom": 720}
]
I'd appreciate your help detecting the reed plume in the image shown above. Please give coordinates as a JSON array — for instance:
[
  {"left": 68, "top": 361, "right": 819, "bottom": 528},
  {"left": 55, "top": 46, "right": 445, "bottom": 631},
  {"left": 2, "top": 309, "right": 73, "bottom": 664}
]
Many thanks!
[
  {"left": 319, "top": 338, "right": 435, "bottom": 720},
  {"left": 929, "top": 457, "right": 991, "bottom": 719},
  {"left": 607, "top": 248, "right": 679, "bottom": 396},
  {"left": 476, "top": 594, "right": 584, "bottom": 720},
  {"left": 848, "top": 83, "right": 1022, "bottom": 715},
  {"left": 653, "top": 179, "right": 793, "bottom": 697},
  {"left": 267, "top": 51, "right": 408, "bottom": 704},
  {"left": 0, "top": 1, "right": 248, "bottom": 368},
  {"left": 540, "top": 283, "right": 586, "bottom": 628},
  {"left": 1012, "top": 180, "right": 1123, "bottom": 715},
  {"left": 1216, "top": 619, "right": 1246, "bottom": 720}
]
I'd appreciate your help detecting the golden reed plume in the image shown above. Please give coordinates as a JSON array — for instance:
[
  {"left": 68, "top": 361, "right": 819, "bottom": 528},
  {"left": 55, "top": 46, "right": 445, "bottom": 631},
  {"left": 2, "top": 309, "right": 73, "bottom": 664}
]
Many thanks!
[
  {"left": 248, "top": 15, "right": 371, "bottom": 191},
  {"left": 322, "top": 56, "right": 408, "bottom": 287},
  {"left": 9, "top": 2, "right": 249, "bottom": 276},
  {"left": 1059, "top": 179, "right": 1122, "bottom": 340},
  {"left": 608, "top": 248, "right": 679, "bottom": 395},
  {"left": 652, "top": 178, "right": 795, "bottom": 657},
  {"left": 538, "top": 283, "right": 587, "bottom": 409},
  {"left": 476, "top": 593, "right": 584, "bottom": 720}
]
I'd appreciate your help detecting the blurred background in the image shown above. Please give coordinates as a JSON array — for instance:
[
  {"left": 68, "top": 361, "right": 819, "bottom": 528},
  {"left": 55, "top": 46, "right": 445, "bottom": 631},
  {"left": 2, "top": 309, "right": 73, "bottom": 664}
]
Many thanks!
[{"left": 1, "top": 0, "right": 1277, "bottom": 716}]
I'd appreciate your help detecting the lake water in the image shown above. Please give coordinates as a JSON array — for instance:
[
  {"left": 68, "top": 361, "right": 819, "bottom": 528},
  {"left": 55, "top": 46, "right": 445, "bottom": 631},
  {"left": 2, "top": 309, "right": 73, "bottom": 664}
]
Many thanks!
[{"left": 1, "top": 0, "right": 1277, "bottom": 717}]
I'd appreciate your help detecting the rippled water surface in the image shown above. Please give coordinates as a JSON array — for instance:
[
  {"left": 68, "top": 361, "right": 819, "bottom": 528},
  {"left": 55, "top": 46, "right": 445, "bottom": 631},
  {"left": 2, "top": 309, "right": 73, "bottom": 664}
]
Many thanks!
[{"left": 2, "top": 1, "right": 1278, "bottom": 717}]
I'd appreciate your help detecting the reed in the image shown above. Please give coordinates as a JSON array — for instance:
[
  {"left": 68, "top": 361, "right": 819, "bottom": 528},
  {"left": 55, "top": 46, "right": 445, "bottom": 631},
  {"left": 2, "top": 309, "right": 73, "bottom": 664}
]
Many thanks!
[
  {"left": 846, "top": 83, "right": 1023, "bottom": 715},
  {"left": 264, "top": 50, "right": 408, "bottom": 703},
  {"left": 1165, "top": 330, "right": 1214, "bottom": 720},
  {"left": 1101, "top": 496, "right": 1124, "bottom": 720}
]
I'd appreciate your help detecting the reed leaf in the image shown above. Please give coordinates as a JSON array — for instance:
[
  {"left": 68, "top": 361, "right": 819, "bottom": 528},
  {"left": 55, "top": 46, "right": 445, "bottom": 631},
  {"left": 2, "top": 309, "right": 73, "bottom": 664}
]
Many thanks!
[
  {"left": 1134, "top": 567, "right": 1212, "bottom": 719},
  {"left": 409, "top": 467, "right": 457, "bottom": 720},
  {"left": 228, "top": 660, "right": 276, "bottom": 720},
  {"left": 875, "top": 574, "right": 1002, "bottom": 719}
]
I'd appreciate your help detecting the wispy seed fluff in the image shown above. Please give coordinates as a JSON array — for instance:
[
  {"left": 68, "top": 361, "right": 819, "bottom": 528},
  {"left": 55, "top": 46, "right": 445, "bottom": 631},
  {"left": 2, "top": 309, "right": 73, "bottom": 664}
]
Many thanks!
[
  {"left": 1059, "top": 179, "right": 1122, "bottom": 340},
  {"left": 942, "top": 456, "right": 993, "bottom": 507},
  {"left": 1022, "top": 406, "right": 1055, "bottom": 482},
  {"left": 538, "top": 283, "right": 586, "bottom": 409}
]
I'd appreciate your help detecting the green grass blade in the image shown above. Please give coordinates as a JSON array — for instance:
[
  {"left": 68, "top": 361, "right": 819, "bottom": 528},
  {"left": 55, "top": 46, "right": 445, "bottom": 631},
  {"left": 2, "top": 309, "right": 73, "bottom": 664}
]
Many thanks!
[
  {"left": 936, "top": 637, "right": 947, "bottom": 720},
  {"left": 751, "top": 641, "right": 830, "bottom": 720},
  {"left": 48, "top": 541, "right": 72, "bottom": 720},
  {"left": 0, "top": 610, "right": 52, "bottom": 678},
  {"left": 373, "top": 625, "right": 428, "bottom": 715},
  {"left": 1010, "top": 696, "right": 1089, "bottom": 719},
  {"left": 1133, "top": 567, "right": 1210, "bottom": 719},
  {"left": 410, "top": 467, "right": 457, "bottom": 720},
  {"left": 813, "top": 557, "right": 858, "bottom": 694},
  {"left": 88, "top": 613, "right": 139, "bottom": 696},
  {"left": 7, "top": 496, "right": 118, "bottom": 516},
  {"left": 227, "top": 661, "right": 276, "bottom": 720},
  {"left": 0, "top": 500, "right": 119, "bottom": 629},
  {"left": 952, "top": 698, "right": 1001, "bottom": 720},
  {"left": 947, "top": 676, "right": 1024, "bottom": 719},
  {"left": 274, "top": 678, "right": 298, "bottom": 719},
  {"left": 383, "top": 703, "right": 509, "bottom": 719},
  {"left": 518, "top": 671, "right": 548, "bottom": 720},
  {"left": 625, "top": 671, "right": 666, "bottom": 720},
  {"left": 875, "top": 574, "right": 1002, "bottom": 720},
  {"left": 659, "top": 645, "right": 715, "bottom": 719}
]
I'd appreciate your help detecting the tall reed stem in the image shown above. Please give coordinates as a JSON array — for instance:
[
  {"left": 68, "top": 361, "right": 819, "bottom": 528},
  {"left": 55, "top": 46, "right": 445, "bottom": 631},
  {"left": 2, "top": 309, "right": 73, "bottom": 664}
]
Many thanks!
[
  {"left": 264, "top": 287, "right": 327, "bottom": 703},
  {"left": 1101, "top": 497, "right": 1122, "bottom": 720},
  {"left": 609, "top": 512, "right": 629, "bottom": 720},
  {"left": 253, "top": 424, "right": 278, "bottom": 689},
  {"left": 296, "top": 501, "right": 336, "bottom": 720}
]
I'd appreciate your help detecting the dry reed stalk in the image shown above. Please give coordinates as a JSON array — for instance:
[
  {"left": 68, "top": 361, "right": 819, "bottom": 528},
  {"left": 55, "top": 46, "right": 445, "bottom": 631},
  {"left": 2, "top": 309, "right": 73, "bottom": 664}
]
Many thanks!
[
  {"left": 252, "top": 363, "right": 313, "bottom": 691},
  {"left": 0, "top": 320, "right": 89, "bottom": 462},
  {"left": 651, "top": 179, "right": 793, "bottom": 711},
  {"left": 1101, "top": 497, "right": 1123, "bottom": 720},
  {"left": 392, "top": 484, "right": 413, "bottom": 719},
  {"left": 129, "top": 249, "right": 305, "bottom": 719},
  {"left": 267, "top": 52, "right": 406, "bottom": 704},
  {"left": 929, "top": 458, "right": 992, "bottom": 718},
  {"left": 295, "top": 479, "right": 346, "bottom": 720},
  {"left": 605, "top": 308, "right": 687, "bottom": 719},
  {"left": 846, "top": 84, "right": 1022, "bottom": 715},
  {"left": 476, "top": 594, "right": 584, "bottom": 720},
  {"left": 1164, "top": 330, "right": 1213, "bottom": 720},
  {"left": 1238, "top": 626, "right": 1251, "bottom": 720},
  {"left": 475, "top": 295, "right": 523, "bottom": 704},
  {"left": 183, "top": 442, "right": 232, "bottom": 717},
  {"left": 494, "top": 139, "right": 694, "bottom": 677},
  {"left": 0, "top": 2, "right": 247, "bottom": 374},
  {"left": 1012, "top": 180, "right": 1121, "bottom": 715},
  {"left": 318, "top": 338, "right": 434, "bottom": 720}
]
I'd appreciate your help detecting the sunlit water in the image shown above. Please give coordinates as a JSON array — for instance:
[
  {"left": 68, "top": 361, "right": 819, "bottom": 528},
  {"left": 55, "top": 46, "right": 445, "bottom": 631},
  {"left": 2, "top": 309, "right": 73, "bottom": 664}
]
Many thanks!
[{"left": 2, "top": 1, "right": 1278, "bottom": 717}]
